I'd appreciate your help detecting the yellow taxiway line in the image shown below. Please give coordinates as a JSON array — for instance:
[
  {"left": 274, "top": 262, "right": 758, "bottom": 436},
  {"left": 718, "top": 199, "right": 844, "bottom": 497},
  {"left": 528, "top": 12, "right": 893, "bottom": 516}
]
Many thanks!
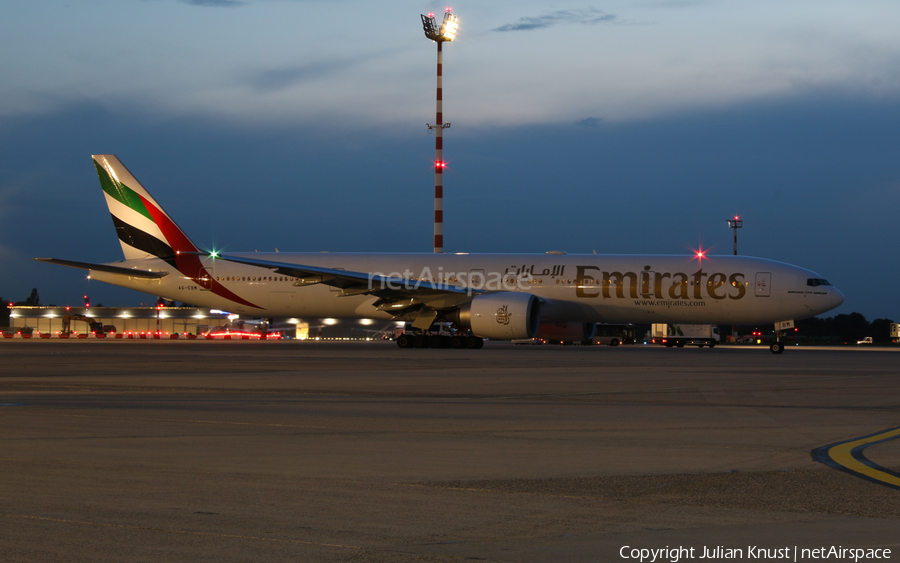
[{"left": 814, "top": 427, "right": 900, "bottom": 489}]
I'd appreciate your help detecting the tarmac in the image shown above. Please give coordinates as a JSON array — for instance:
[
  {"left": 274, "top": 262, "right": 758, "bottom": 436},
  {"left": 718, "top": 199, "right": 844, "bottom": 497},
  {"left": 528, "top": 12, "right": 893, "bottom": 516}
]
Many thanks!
[{"left": 1, "top": 340, "right": 898, "bottom": 562}]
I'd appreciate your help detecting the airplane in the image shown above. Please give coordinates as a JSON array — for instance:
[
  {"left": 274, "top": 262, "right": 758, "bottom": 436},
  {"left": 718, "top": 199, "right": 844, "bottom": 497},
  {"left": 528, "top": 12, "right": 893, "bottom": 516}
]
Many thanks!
[{"left": 36, "top": 155, "right": 845, "bottom": 353}]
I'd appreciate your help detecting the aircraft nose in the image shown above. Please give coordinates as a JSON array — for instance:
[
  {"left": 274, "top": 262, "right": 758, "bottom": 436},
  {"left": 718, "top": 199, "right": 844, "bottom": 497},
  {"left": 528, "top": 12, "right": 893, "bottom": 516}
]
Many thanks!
[{"left": 829, "top": 286, "right": 845, "bottom": 310}]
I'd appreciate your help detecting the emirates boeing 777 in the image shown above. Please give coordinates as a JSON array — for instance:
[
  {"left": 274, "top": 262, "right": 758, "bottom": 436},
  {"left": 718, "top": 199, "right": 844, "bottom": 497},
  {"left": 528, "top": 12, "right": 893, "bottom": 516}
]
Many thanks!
[{"left": 37, "top": 155, "right": 844, "bottom": 353}]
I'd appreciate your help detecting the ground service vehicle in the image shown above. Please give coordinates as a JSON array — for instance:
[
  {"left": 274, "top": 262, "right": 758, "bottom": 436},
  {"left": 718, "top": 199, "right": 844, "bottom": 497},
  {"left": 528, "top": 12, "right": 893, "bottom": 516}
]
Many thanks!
[
  {"left": 592, "top": 324, "right": 635, "bottom": 346},
  {"left": 651, "top": 323, "right": 720, "bottom": 348},
  {"left": 61, "top": 313, "right": 117, "bottom": 335}
]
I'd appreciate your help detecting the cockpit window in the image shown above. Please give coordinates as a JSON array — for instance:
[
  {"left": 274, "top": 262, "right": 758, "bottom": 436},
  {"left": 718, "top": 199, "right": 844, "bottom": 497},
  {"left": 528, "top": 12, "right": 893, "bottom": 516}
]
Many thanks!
[{"left": 807, "top": 278, "right": 832, "bottom": 287}]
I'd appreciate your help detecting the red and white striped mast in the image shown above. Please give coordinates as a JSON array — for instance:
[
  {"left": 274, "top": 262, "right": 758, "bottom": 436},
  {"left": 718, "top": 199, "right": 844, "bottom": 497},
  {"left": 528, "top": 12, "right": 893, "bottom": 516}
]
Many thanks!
[{"left": 421, "top": 8, "right": 459, "bottom": 254}]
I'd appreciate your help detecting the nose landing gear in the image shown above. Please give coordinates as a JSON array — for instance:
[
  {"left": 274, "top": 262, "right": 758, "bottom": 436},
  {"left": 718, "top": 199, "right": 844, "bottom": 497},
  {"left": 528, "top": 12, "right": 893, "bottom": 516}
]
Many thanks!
[{"left": 770, "top": 320, "right": 794, "bottom": 354}]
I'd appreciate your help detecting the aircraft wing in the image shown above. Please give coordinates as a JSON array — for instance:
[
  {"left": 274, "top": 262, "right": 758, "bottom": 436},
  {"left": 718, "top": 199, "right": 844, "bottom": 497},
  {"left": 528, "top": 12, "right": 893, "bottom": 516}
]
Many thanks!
[
  {"left": 216, "top": 253, "right": 486, "bottom": 328},
  {"left": 34, "top": 258, "right": 169, "bottom": 279}
]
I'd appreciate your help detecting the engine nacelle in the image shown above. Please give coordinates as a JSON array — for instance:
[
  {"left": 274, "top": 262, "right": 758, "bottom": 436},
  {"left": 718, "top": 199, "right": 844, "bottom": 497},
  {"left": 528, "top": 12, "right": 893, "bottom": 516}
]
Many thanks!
[
  {"left": 535, "top": 322, "right": 596, "bottom": 344},
  {"left": 456, "top": 292, "right": 540, "bottom": 340}
]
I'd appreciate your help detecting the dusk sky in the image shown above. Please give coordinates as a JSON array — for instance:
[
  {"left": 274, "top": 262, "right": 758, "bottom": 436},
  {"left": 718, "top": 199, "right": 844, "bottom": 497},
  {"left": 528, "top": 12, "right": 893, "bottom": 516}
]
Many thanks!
[{"left": 2, "top": 0, "right": 899, "bottom": 322}]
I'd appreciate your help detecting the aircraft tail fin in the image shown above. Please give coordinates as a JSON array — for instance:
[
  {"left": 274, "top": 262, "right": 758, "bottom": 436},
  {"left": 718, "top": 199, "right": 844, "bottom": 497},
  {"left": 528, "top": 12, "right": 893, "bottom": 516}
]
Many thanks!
[{"left": 93, "top": 155, "right": 199, "bottom": 261}]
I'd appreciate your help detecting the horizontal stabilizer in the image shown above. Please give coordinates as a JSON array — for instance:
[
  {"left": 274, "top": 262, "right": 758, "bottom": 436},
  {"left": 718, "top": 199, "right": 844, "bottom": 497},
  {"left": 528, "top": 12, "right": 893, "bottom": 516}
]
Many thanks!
[{"left": 34, "top": 258, "right": 169, "bottom": 279}]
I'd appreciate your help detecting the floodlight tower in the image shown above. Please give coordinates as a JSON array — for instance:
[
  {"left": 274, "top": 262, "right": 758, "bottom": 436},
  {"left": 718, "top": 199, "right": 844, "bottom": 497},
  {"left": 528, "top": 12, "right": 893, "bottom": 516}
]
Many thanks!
[
  {"left": 726, "top": 216, "right": 743, "bottom": 255},
  {"left": 726, "top": 215, "right": 743, "bottom": 342},
  {"left": 421, "top": 8, "right": 459, "bottom": 253}
]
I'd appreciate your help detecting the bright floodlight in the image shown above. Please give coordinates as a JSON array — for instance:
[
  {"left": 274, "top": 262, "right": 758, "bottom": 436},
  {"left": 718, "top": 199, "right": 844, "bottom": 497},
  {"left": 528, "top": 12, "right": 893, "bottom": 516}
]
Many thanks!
[
  {"left": 441, "top": 13, "right": 459, "bottom": 40},
  {"left": 421, "top": 10, "right": 459, "bottom": 42}
]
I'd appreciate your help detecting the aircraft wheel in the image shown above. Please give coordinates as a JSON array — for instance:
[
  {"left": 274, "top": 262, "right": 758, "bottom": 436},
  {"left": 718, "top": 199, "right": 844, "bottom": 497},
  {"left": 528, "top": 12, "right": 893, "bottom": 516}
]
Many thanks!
[
  {"left": 396, "top": 334, "right": 412, "bottom": 348},
  {"left": 451, "top": 336, "right": 465, "bottom": 349},
  {"left": 770, "top": 342, "right": 784, "bottom": 354},
  {"left": 430, "top": 335, "right": 452, "bottom": 348},
  {"left": 465, "top": 336, "right": 483, "bottom": 349}
]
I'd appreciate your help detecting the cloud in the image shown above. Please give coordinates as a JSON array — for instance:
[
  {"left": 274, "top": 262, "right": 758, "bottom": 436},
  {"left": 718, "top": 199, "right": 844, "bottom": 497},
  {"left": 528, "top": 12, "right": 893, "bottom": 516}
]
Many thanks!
[
  {"left": 179, "top": 0, "right": 246, "bottom": 7},
  {"left": 493, "top": 7, "right": 615, "bottom": 32},
  {"left": 576, "top": 117, "right": 603, "bottom": 127},
  {"left": 247, "top": 61, "right": 345, "bottom": 92}
]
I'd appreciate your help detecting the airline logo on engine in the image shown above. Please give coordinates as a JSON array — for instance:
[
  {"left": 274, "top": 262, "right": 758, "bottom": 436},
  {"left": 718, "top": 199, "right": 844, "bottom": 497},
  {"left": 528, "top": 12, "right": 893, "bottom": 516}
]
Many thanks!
[{"left": 496, "top": 304, "right": 511, "bottom": 325}]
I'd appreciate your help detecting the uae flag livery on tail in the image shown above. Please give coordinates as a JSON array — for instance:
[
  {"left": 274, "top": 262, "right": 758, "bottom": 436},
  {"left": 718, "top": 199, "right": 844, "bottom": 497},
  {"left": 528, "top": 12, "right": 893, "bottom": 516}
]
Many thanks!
[{"left": 93, "top": 155, "right": 261, "bottom": 309}]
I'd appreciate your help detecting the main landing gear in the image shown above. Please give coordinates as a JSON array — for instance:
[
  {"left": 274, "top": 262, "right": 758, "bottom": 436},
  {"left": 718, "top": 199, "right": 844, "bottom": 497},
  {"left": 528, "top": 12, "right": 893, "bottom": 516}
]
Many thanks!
[{"left": 396, "top": 333, "right": 484, "bottom": 349}]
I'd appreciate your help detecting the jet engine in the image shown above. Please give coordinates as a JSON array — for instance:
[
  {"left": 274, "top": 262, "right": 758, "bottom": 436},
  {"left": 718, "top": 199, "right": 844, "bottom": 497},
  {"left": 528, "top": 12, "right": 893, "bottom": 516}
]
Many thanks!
[
  {"left": 535, "top": 322, "right": 596, "bottom": 344},
  {"left": 455, "top": 292, "right": 540, "bottom": 340}
]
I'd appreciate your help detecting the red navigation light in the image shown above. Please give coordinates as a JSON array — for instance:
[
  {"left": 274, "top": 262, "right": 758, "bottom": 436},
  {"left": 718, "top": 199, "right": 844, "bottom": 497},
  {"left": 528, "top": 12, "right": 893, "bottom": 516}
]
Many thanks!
[
  {"left": 688, "top": 242, "right": 714, "bottom": 265},
  {"left": 427, "top": 12, "right": 435, "bottom": 17},
  {"left": 435, "top": 160, "right": 446, "bottom": 168},
  {"left": 445, "top": 6, "right": 452, "bottom": 12},
  {"left": 693, "top": 248, "right": 707, "bottom": 265}
]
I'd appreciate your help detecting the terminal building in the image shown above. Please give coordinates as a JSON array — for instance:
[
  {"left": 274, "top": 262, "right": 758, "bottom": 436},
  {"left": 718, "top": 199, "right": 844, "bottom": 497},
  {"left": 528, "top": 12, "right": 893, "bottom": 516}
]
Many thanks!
[{"left": 5, "top": 306, "right": 399, "bottom": 340}]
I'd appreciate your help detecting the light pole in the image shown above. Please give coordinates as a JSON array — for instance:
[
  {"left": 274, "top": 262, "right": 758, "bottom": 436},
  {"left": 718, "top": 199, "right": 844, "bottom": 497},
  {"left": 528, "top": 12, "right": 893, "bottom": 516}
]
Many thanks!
[
  {"left": 726, "top": 216, "right": 743, "bottom": 256},
  {"left": 421, "top": 9, "right": 459, "bottom": 254},
  {"left": 726, "top": 216, "right": 743, "bottom": 342}
]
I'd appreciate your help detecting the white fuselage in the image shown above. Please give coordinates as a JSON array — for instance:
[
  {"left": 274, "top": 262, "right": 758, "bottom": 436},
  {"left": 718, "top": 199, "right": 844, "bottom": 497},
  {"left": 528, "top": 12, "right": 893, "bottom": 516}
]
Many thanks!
[{"left": 90, "top": 252, "right": 844, "bottom": 326}]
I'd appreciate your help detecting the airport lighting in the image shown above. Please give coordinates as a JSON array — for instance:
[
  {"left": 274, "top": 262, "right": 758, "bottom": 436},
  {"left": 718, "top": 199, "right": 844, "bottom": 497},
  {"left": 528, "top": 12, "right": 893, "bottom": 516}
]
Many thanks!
[
  {"left": 726, "top": 216, "right": 743, "bottom": 341},
  {"left": 421, "top": 8, "right": 459, "bottom": 253},
  {"left": 726, "top": 216, "right": 743, "bottom": 256}
]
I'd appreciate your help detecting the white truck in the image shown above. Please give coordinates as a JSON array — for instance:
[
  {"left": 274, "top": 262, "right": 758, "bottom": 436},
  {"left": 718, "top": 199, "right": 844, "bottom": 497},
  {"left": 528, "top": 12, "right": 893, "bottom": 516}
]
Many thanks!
[
  {"left": 651, "top": 324, "right": 720, "bottom": 348},
  {"left": 891, "top": 323, "right": 900, "bottom": 344}
]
